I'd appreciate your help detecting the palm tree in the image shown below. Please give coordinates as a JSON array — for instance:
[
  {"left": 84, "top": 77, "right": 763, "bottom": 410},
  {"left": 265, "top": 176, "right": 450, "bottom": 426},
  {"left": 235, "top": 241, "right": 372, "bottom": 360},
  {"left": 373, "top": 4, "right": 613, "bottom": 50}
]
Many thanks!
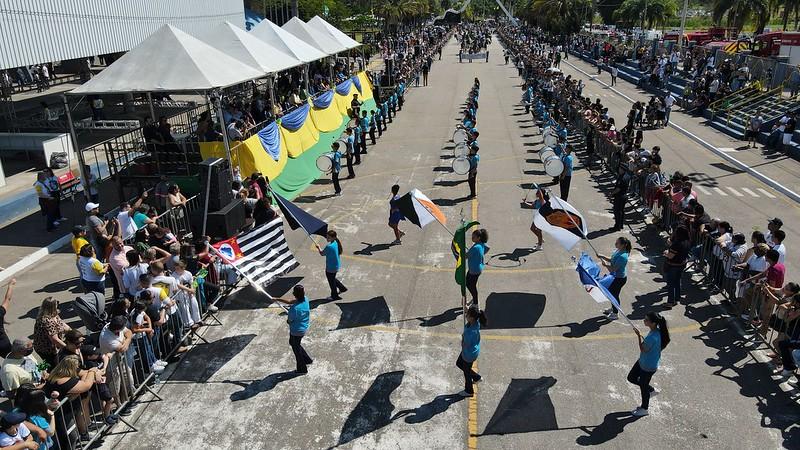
[
  {"left": 613, "top": 0, "right": 678, "bottom": 29},
  {"left": 712, "top": 0, "right": 771, "bottom": 34},
  {"left": 525, "top": 0, "right": 593, "bottom": 34}
]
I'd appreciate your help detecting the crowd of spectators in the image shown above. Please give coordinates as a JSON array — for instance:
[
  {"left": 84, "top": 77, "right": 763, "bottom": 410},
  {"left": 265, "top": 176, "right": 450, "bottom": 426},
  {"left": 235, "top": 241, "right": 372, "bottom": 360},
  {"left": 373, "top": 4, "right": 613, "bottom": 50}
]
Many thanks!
[{"left": 500, "top": 24, "right": 800, "bottom": 389}]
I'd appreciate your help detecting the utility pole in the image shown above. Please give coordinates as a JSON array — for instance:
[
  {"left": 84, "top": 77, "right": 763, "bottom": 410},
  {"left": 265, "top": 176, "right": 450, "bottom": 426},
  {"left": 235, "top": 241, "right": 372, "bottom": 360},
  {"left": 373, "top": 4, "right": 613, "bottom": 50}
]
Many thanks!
[
  {"left": 292, "top": 0, "right": 298, "bottom": 17},
  {"left": 677, "top": 0, "right": 689, "bottom": 53},
  {"left": 640, "top": 0, "right": 648, "bottom": 44}
]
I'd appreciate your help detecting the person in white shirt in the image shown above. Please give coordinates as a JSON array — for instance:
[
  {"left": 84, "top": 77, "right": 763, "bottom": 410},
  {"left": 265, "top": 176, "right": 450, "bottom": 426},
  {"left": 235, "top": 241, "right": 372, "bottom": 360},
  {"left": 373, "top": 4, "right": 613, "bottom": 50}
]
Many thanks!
[
  {"left": 122, "top": 251, "right": 149, "bottom": 297},
  {"left": 116, "top": 191, "right": 148, "bottom": 240},
  {"left": 664, "top": 93, "right": 675, "bottom": 125},
  {"left": 709, "top": 78, "right": 720, "bottom": 100},
  {"left": 226, "top": 121, "right": 244, "bottom": 141},
  {"left": 770, "top": 229, "right": 787, "bottom": 264},
  {"left": 172, "top": 261, "right": 202, "bottom": 329}
]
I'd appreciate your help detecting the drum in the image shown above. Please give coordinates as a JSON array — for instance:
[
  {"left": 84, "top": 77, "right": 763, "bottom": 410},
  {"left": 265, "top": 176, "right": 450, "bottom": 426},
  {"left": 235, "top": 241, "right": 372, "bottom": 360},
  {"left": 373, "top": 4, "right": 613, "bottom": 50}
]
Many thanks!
[
  {"left": 543, "top": 154, "right": 564, "bottom": 177},
  {"left": 452, "top": 155, "right": 471, "bottom": 175},
  {"left": 539, "top": 147, "right": 556, "bottom": 161},
  {"left": 454, "top": 141, "right": 468, "bottom": 157},
  {"left": 453, "top": 129, "right": 468, "bottom": 146},
  {"left": 543, "top": 132, "right": 558, "bottom": 148},
  {"left": 316, "top": 152, "right": 334, "bottom": 173}
]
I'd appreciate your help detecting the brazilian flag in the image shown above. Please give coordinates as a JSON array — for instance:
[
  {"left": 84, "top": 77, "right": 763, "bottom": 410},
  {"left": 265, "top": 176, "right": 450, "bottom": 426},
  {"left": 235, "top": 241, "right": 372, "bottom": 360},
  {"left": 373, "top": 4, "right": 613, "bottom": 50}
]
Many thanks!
[{"left": 451, "top": 220, "right": 479, "bottom": 296}]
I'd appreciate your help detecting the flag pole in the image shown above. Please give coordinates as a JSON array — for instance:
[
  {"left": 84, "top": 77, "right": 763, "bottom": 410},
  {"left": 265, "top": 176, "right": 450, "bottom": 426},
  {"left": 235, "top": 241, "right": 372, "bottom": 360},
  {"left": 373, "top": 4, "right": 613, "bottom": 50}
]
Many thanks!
[
  {"left": 275, "top": 195, "right": 324, "bottom": 251},
  {"left": 207, "top": 244, "right": 289, "bottom": 312}
]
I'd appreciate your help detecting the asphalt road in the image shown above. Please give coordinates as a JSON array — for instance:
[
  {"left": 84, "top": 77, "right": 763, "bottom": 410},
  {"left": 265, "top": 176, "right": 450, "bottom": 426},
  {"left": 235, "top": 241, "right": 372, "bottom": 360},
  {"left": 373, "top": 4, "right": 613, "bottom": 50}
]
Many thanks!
[{"left": 4, "top": 36, "right": 798, "bottom": 449}]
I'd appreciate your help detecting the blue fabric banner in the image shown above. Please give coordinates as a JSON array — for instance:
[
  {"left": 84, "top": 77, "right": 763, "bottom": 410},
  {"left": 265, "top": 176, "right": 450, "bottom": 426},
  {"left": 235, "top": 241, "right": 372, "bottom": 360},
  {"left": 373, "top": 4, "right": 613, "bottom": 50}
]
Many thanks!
[
  {"left": 352, "top": 75, "right": 362, "bottom": 94},
  {"left": 279, "top": 103, "right": 310, "bottom": 131},
  {"left": 257, "top": 121, "right": 281, "bottom": 161},
  {"left": 335, "top": 79, "right": 353, "bottom": 96},
  {"left": 312, "top": 90, "right": 334, "bottom": 109}
]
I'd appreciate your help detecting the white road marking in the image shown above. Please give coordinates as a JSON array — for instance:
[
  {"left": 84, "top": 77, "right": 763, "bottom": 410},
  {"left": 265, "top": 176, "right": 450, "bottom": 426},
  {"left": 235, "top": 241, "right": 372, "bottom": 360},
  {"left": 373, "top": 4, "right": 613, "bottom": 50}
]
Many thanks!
[
  {"left": 713, "top": 187, "right": 729, "bottom": 196},
  {"left": 741, "top": 187, "right": 760, "bottom": 197},
  {"left": 696, "top": 185, "right": 711, "bottom": 196},
  {"left": 726, "top": 187, "right": 744, "bottom": 197},
  {"left": 757, "top": 188, "right": 777, "bottom": 199},
  {"left": 718, "top": 147, "right": 737, "bottom": 153}
]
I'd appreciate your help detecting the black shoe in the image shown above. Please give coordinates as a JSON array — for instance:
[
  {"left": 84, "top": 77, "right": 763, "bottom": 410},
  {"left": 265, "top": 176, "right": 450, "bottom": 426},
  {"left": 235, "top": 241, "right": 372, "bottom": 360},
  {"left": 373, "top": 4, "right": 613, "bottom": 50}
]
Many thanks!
[
  {"left": 306, "top": 358, "right": 314, "bottom": 365},
  {"left": 295, "top": 368, "right": 308, "bottom": 374},
  {"left": 332, "top": 295, "right": 343, "bottom": 300},
  {"left": 339, "top": 286, "right": 348, "bottom": 294}
]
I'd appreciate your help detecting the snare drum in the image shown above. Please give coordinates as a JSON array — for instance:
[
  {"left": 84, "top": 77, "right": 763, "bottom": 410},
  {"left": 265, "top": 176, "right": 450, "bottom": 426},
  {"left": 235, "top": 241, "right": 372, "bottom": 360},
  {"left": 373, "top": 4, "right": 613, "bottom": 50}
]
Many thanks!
[
  {"left": 539, "top": 147, "right": 556, "bottom": 161},
  {"left": 543, "top": 132, "right": 557, "bottom": 148},
  {"left": 452, "top": 155, "right": 471, "bottom": 175},
  {"left": 453, "top": 129, "right": 468, "bottom": 146},
  {"left": 316, "top": 152, "right": 334, "bottom": 173},
  {"left": 543, "top": 153, "right": 564, "bottom": 177},
  {"left": 454, "top": 141, "right": 468, "bottom": 157}
]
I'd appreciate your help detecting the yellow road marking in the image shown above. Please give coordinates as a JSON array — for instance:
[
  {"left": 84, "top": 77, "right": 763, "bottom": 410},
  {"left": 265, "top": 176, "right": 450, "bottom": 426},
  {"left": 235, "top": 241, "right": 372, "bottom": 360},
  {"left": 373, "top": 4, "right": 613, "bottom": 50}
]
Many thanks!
[
  {"left": 340, "top": 252, "right": 572, "bottom": 274},
  {"left": 468, "top": 182, "right": 479, "bottom": 450}
]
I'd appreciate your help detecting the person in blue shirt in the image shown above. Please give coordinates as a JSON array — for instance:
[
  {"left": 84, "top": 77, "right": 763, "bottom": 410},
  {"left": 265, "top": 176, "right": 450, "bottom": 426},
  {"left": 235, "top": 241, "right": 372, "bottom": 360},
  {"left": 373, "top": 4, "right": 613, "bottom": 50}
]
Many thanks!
[
  {"left": 274, "top": 284, "right": 313, "bottom": 374},
  {"left": 352, "top": 121, "right": 362, "bottom": 165},
  {"left": 317, "top": 230, "right": 347, "bottom": 300},
  {"left": 456, "top": 305, "right": 487, "bottom": 397},
  {"left": 359, "top": 111, "right": 369, "bottom": 152},
  {"left": 628, "top": 311, "right": 670, "bottom": 416},
  {"left": 390, "top": 93, "right": 397, "bottom": 117},
  {"left": 599, "top": 237, "right": 631, "bottom": 320},
  {"left": 467, "top": 144, "right": 480, "bottom": 199},
  {"left": 343, "top": 128, "right": 355, "bottom": 179},
  {"left": 329, "top": 142, "right": 342, "bottom": 196},
  {"left": 388, "top": 184, "right": 406, "bottom": 244},
  {"left": 559, "top": 145, "right": 574, "bottom": 201},
  {"left": 370, "top": 109, "right": 381, "bottom": 139},
  {"left": 466, "top": 229, "right": 489, "bottom": 306},
  {"left": 381, "top": 100, "right": 390, "bottom": 126}
]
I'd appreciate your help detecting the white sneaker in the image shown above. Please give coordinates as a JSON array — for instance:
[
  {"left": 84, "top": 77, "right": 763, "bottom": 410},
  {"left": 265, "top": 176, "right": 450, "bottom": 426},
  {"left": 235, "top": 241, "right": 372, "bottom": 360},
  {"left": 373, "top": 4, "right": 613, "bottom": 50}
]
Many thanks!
[
  {"left": 631, "top": 407, "right": 649, "bottom": 417},
  {"left": 606, "top": 312, "right": 618, "bottom": 321},
  {"left": 533, "top": 243, "right": 543, "bottom": 250},
  {"left": 457, "top": 390, "right": 474, "bottom": 397},
  {"left": 207, "top": 305, "right": 219, "bottom": 313},
  {"left": 154, "top": 360, "right": 168, "bottom": 367},
  {"left": 788, "top": 378, "right": 799, "bottom": 387},
  {"left": 150, "top": 363, "right": 165, "bottom": 373}
]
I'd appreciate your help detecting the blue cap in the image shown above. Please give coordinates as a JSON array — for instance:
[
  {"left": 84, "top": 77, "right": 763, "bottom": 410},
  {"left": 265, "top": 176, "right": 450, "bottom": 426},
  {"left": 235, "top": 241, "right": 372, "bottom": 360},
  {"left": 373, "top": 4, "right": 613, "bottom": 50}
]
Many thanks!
[{"left": 1, "top": 411, "right": 26, "bottom": 426}]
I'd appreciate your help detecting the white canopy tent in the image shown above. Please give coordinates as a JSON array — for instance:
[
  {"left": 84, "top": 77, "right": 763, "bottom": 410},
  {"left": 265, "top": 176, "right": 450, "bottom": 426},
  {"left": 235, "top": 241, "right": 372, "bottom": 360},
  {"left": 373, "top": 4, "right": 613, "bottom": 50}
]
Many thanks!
[
  {"left": 249, "top": 19, "right": 328, "bottom": 63},
  {"left": 307, "top": 16, "right": 361, "bottom": 51},
  {"left": 200, "top": 21, "right": 305, "bottom": 74},
  {"left": 282, "top": 17, "right": 348, "bottom": 55},
  {"left": 71, "top": 24, "right": 263, "bottom": 94}
]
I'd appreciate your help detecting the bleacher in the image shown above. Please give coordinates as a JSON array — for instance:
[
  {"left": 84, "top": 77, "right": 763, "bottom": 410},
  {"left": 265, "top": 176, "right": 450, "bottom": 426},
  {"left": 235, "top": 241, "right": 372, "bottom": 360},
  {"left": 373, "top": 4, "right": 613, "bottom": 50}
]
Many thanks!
[{"left": 571, "top": 48, "right": 800, "bottom": 158}]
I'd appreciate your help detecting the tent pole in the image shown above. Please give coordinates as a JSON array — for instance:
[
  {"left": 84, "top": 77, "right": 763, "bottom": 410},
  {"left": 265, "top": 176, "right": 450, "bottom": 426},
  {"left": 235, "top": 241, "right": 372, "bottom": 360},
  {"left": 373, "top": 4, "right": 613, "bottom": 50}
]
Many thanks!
[
  {"left": 267, "top": 76, "right": 276, "bottom": 110},
  {"left": 63, "top": 94, "right": 90, "bottom": 201},
  {"left": 201, "top": 158, "right": 216, "bottom": 237},
  {"left": 303, "top": 64, "right": 309, "bottom": 92},
  {"left": 146, "top": 92, "right": 156, "bottom": 121},
  {"left": 214, "top": 93, "right": 235, "bottom": 178}
]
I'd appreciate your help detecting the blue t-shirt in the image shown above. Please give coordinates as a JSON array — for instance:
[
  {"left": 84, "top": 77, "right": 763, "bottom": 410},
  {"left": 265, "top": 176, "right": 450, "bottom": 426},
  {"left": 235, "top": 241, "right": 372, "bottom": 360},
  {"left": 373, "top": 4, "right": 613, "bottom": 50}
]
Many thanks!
[
  {"left": 462, "top": 321, "right": 481, "bottom": 362},
  {"left": 325, "top": 241, "right": 341, "bottom": 272},
  {"left": 360, "top": 117, "right": 369, "bottom": 130},
  {"left": 610, "top": 250, "right": 629, "bottom": 278},
  {"left": 332, "top": 151, "right": 341, "bottom": 173},
  {"left": 288, "top": 296, "right": 310, "bottom": 336},
  {"left": 639, "top": 330, "right": 662, "bottom": 371},
  {"left": 132, "top": 212, "right": 149, "bottom": 229},
  {"left": 553, "top": 143, "right": 564, "bottom": 156},
  {"left": 467, "top": 242, "right": 486, "bottom": 274},
  {"left": 469, "top": 154, "right": 480, "bottom": 171},
  {"left": 346, "top": 135, "right": 355, "bottom": 152},
  {"left": 562, "top": 154, "right": 574, "bottom": 176}
]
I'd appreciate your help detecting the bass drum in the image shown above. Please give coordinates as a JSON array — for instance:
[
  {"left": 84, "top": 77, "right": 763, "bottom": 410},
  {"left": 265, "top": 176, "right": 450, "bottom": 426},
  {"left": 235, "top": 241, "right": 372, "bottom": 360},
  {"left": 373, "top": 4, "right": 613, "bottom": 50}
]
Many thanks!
[
  {"left": 454, "top": 141, "right": 468, "bottom": 157},
  {"left": 543, "top": 131, "right": 558, "bottom": 148},
  {"left": 543, "top": 153, "right": 565, "bottom": 177},
  {"left": 316, "top": 152, "right": 334, "bottom": 173},
  {"left": 452, "top": 155, "right": 471, "bottom": 175},
  {"left": 453, "top": 128, "right": 468, "bottom": 146},
  {"left": 539, "top": 148, "right": 556, "bottom": 162}
]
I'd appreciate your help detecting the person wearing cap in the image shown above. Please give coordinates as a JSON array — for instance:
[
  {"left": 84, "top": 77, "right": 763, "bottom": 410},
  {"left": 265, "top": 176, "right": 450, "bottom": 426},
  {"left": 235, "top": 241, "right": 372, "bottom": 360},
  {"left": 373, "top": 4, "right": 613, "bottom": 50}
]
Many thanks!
[
  {"left": 0, "top": 339, "right": 43, "bottom": 400},
  {"left": 273, "top": 285, "right": 313, "bottom": 374},
  {"left": 0, "top": 410, "right": 36, "bottom": 449},
  {"left": 467, "top": 143, "right": 480, "bottom": 199},
  {"left": 85, "top": 202, "right": 109, "bottom": 262}
]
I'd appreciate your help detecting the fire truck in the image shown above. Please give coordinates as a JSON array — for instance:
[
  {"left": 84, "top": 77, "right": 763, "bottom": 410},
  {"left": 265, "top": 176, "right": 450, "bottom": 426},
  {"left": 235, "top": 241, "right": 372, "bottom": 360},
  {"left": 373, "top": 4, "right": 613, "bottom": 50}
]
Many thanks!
[
  {"left": 752, "top": 32, "right": 800, "bottom": 64},
  {"left": 663, "top": 27, "right": 738, "bottom": 46}
]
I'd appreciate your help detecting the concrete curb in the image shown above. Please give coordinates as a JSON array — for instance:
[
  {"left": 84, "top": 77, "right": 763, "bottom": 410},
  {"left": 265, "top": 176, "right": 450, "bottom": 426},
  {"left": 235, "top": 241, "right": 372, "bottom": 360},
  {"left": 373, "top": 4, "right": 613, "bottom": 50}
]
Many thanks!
[
  {"left": 0, "top": 232, "right": 71, "bottom": 283},
  {"left": 563, "top": 59, "right": 800, "bottom": 205}
]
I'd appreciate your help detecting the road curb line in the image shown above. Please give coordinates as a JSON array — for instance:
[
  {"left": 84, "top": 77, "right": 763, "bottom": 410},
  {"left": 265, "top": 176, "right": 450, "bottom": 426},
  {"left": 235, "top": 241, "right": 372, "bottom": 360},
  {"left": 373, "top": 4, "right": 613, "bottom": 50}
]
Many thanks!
[{"left": 0, "top": 233, "right": 72, "bottom": 283}]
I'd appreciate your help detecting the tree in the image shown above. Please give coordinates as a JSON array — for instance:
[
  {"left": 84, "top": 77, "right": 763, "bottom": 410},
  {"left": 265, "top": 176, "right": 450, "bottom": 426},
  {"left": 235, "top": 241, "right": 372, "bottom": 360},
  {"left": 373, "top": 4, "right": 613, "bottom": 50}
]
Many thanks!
[
  {"left": 596, "top": 0, "right": 622, "bottom": 24},
  {"left": 522, "top": 0, "right": 594, "bottom": 34},
  {"left": 613, "top": 0, "right": 678, "bottom": 29},
  {"left": 711, "top": 0, "right": 771, "bottom": 34}
]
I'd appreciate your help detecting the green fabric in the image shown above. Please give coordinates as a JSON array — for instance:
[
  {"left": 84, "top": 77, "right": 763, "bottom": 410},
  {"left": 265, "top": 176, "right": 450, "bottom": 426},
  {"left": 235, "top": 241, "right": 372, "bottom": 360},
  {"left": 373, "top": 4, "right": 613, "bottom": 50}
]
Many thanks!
[
  {"left": 451, "top": 220, "right": 479, "bottom": 296},
  {"left": 272, "top": 99, "right": 376, "bottom": 199}
]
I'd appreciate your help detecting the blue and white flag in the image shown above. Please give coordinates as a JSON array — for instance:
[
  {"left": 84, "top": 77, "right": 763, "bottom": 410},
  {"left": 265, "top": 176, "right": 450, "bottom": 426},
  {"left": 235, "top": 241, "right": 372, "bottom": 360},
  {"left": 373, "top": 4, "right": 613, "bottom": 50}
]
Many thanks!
[{"left": 576, "top": 253, "right": 632, "bottom": 323}]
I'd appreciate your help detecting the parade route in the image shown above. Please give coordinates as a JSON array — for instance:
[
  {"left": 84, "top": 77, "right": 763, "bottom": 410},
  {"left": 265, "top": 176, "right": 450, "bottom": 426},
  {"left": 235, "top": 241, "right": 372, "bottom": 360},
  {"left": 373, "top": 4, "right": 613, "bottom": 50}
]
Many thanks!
[{"left": 1, "top": 35, "right": 789, "bottom": 449}]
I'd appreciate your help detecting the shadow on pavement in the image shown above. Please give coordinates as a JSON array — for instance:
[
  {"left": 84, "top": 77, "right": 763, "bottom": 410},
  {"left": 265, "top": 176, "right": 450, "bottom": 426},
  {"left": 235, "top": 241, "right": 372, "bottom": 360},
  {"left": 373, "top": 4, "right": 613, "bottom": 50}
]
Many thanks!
[
  {"left": 169, "top": 333, "right": 256, "bottom": 383},
  {"left": 558, "top": 315, "right": 610, "bottom": 338},
  {"left": 391, "top": 393, "right": 464, "bottom": 424},
  {"left": 335, "top": 296, "right": 391, "bottom": 330},
  {"left": 481, "top": 377, "right": 558, "bottom": 435},
  {"left": 226, "top": 371, "right": 303, "bottom": 401},
  {"left": 484, "top": 292, "right": 546, "bottom": 329},
  {"left": 575, "top": 411, "right": 642, "bottom": 445},
  {"left": 336, "top": 370, "right": 404, "bottom": 447},
  {"left": 417, "top": 307, "right": 462, "bottom": 327}
]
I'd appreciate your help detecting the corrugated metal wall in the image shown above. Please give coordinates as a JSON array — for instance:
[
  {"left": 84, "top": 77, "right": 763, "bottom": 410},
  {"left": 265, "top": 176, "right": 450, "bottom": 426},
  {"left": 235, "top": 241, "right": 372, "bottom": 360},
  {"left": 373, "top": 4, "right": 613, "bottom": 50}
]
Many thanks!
[{"left": 0, "top": 0, "right": 244, "bottom": 69}]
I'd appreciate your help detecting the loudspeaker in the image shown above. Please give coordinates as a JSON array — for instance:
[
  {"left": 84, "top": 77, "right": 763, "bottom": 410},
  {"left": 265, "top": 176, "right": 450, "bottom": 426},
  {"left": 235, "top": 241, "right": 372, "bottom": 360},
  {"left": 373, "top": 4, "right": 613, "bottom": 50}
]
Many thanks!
[
  {"left": 199, "top": 158, "right": 234, "bottom": 212},
  {"left": 192, "top": 199, "right": 246, "bottom": 240}
]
